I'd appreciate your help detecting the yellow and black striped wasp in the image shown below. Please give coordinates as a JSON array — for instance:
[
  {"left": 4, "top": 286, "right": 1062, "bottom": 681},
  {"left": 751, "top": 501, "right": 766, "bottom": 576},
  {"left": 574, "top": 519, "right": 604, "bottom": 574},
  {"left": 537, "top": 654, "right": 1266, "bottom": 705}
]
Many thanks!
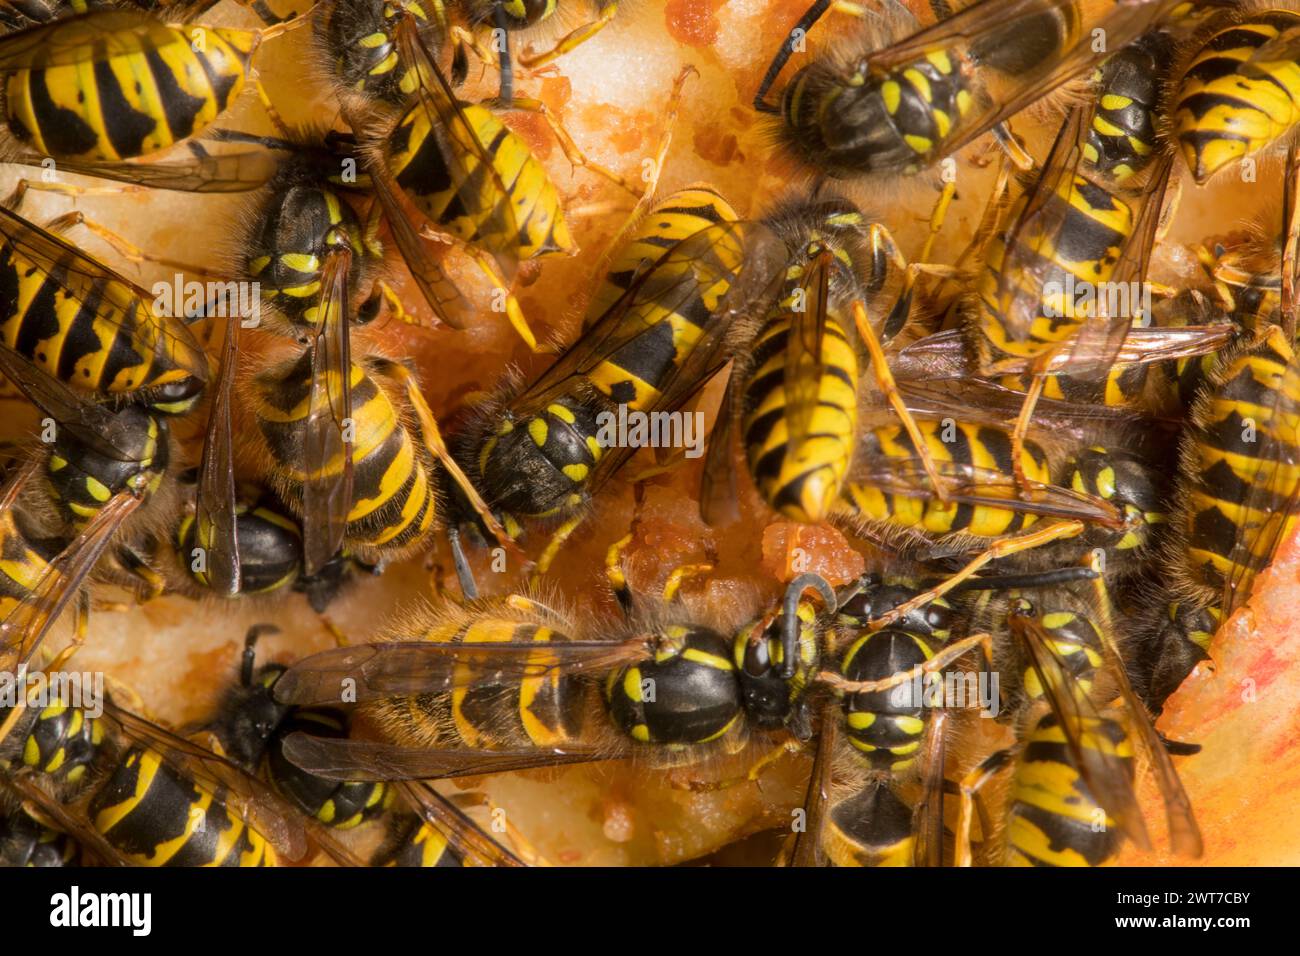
[
  {"left": 345, "top": 9, "right": 654, "bottom": 350},
  {"left": 755, "top": 0, "right": 1189, "bottom": 178},
  {"left": 0, "top": 0, "right": 314, "bottom": 194},
  {"left": 0, "top": 345, "right": 178, "bottom": 688},
  {"left": 1172, "top": 3, "right": 1300, "bottom": 184},
  {"left": 196, "top": 623, "right": 526, "bottom": 866},
  {"left": 437, "top": 181, "right": 780, "bottom": 591},
  {"left": 698, "top": 191, "right": 996, "bottom": 529},
  {"left": 1134, "top": 145, "right": 1300, "bottom": 712},
  {"left": 947, "top": 568, "right": 1202, "bottom": 865},
  {"left": 0, "top": 671, "right": 311, "bottom": 866}
]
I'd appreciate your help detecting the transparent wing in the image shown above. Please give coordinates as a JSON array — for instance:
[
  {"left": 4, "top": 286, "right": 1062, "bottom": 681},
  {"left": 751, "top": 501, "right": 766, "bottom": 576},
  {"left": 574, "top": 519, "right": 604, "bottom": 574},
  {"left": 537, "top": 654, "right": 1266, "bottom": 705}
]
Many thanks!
[
  {"left": 192, "top": 319, "right": 240, "bottom": 596},
  {"left": 301, "top": 247, "right": 354, "bottom": 576},
  {"left": 271, "top": 638, "right": 647, "bottom": 707}
]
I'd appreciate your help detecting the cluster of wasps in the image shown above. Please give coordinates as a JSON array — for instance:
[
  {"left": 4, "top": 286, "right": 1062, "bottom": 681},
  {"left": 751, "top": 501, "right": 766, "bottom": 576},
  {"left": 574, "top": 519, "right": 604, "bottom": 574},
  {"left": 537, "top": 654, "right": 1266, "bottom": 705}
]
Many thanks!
[{"left": 0, "top": 0, "right": 1296, "bottom": 868}]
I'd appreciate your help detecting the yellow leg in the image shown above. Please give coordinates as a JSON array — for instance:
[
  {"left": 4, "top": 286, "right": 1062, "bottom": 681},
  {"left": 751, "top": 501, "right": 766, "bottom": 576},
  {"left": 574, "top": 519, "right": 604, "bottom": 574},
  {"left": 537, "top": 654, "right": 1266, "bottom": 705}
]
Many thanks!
[
  {"left": 866, "top": 520, "right": 1086, "bottom": 632},
  {"left": 4, "top": 178, "right": 145, "bottom": 210},
  {"left": 504, "top": 96, "right": 640, "bottom": 197},
  {"left": 955, "top": 749, "right": 1012, "bottom": 867},
  {"left": 675, "top": 739, "right": 804, "bottom": 793},
  {"left": 1007, "top": 347, "right": 1058, "bottom": 496},
  {"left": 662, "top": 562, "right": 714, "bottom": 603},
  {"left": 374, "top": 279, "right": 418, "bottom": 326},
  {"left": 453, "top": 240, "right": 547, "bottom": 353},
  {"left": 378, "top": 359, "right": 522, "bottom": 562},
  {"left": 991, "top": 122, "right": 1034, "bottom": 171},
  {"left": 605, "top": 533, "right": 634, "bottom": 614},
  {"left": 852, "top": 300, "right": 949, "bottom": 503},
  {"left": 451, "top": 25, "right": 501, "bottom": 72},
  {"left": 43, "top": 210, "right": 223, "bottom": 279},
  {"left": 531, "top": 515, "right": 585, "bottom": 579},
  {"left": 594, "top": 65, "right": 698, "bottom": 271},
  {"left": 956, "top": 157, "right": 1014, "bottom": 271},
  {"left": 819, "top": 631, "right": 993, "bottom": 694},
  {"left": 252, "top": 77, "right": 294, "bottom": 141},
  {"left": 518, "top": 1, "right": 621, "bottom": 69}
]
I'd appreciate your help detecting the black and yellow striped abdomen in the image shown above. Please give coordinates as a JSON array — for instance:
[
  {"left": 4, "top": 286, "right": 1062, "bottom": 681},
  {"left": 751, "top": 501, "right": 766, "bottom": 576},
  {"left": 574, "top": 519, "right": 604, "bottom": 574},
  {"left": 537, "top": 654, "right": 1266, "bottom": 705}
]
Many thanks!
[
  {"left": 2, "top": 11, "right": 256, "bottom": 163},
  {"left": 177, "top": 500, "right": 302, "bottom": 596},
  {"left": 1006, "top": 713, "right": 1131, "bottom": 866},
  {"left": 256, "top": 355, "right": 437, "bottom": 553},
  {"left": 1174, "top": 11, "right": 1300, "bottom": 183},
  {"left": 387, "top": 98, "right": 574, "bottom": 261},
  {"left": 605, "top": 624, "right": 743, "bottom": 749},
  {"left": 475, "top": 397, "right": 603, "bottom": 519},
  {"left": 998, "top": 360, "right": 1148, "bottom": 408},
  {"left": 1180, "top": 326, "right": 1300, "bottom": 594},
  {"left": 0, "top": 507, "right": 58, "bottom": 621},
  {"left": 0, "top": 233, "right": 207, "bottom": 412},
  {"left": 88, "top": 745, "right": 276, "bottom": 866},
  {"left": 584, "top": 186, "right": 742, "bottom": 410},
  {"left": 844, "top": 420, "right": 1052, "bottom": 539},
  {"left": 377, "top": 817, "right": 464, "bottom": 867},
  {"left": 742, "top": 309, "right": 859, "bottom": 523},
  {"left": 780, "top": 48, "right": 976, "bottom": 176},
  {"left": 977, "top": 174, "right": 1134, "bottom": 360},
  {"left": 822, "top": 783, "right": 916, "bottom": 867},
  {"left": 373, "top": 615, "right": 586, "bottom": 751},
  {"left": 46, "top": 404, "right": 168, "bottom": 528},
  {"left": 1084, "top": 28, "right": 1174, "bottom": 182},
  {"left": 265, "top": 708, "right": 393, "bottom": 830},
  {"left": 838, "top": 628, "right": 937, "bottom": 773}
]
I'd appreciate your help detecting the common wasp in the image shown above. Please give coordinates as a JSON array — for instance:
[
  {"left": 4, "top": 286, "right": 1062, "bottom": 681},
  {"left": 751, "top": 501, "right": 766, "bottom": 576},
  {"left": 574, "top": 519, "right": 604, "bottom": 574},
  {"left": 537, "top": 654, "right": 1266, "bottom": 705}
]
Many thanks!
[{"left": 756, "top": 0, "right": 1189, "bottom": 178}]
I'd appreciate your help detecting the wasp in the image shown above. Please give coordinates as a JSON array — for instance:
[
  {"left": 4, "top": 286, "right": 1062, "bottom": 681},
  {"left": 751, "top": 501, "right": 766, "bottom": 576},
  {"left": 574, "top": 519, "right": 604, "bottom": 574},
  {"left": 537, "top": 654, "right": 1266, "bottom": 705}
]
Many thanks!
[
  {"left": 196, "top": 623, "right": 524, "bottom": 865},
  {"left": 696, "top": 194, "right": 957, "bottom": 528},
  {"left": 0, "top": 2, "right": 312, "bottom": 193},
  {"left": 755, "top": 0, "right": 1186, "bottom": 178},
  {"left": 0, "top": 344, "right": 179, "bottom": 683},
  {"left": 943, "top": 569, "right": 1202, "bottom": 865},
  {"left": 345, "top": 10, "right": 666, "bottom": 350},
  {"left": 441, "top": 180, "right": 770, "bottom": 591},
  {"left": 778, "top": 575, "right": 968, "bottom": 867},
  {"left": 0, "top": 803, "right": 80, "bottom": 866},
  {"left": 0, "top": 662, "right": 309, "bottom": 866},
  {"left": 262, "top": 534, "right": 858, "bottom": 796},
  {"left": 1134, "top": 148, "right": 1300, "bottom": 712},
  {"left": 1172, "top": 4, "right": 1300, "bottom": 184}
]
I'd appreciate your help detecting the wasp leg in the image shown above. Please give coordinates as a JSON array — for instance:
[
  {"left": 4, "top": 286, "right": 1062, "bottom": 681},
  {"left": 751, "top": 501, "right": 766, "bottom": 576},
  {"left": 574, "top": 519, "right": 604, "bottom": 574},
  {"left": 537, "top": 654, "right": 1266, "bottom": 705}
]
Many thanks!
[
  {"left": 991, "top": 122, "right": 1034, "bottom": 171},
  {"left": 378, "top": 359, "right": 523, "bottom": 562},
  {"left": 432, "top": 234, "right": 546, "bottom": 353},
  {"left": 41, "top": 210, "right": 223, "bottom": 280},
  {"left": 663, "top": 561, "right": 714, "bottom": 603},
  {"left": 674, "top": 739, "right": 805, "bottom": 793},
  {"left": 1006, "top": 346, "right": 1060, "bottom": 496},
  {"left": 954, "top": 748, "right": 1013, "bottom": 866},
  {"left": 518, "top": 1, "right": 621, "bottom": 70},
  {"left": 445, "top": 790, "right": 547, "bottom": 866},
  {"left": 3, "top": 178, "right": 145, "bottom": 210},
  {"left": 604, "top": 533, "right": 635, "bottom": 616},
  {"left": 852, "top": 299, "right": 950, "bottom": 503},
  {"left": 528, "top": 515, "right": 585, "bottom": 583},
  {"left": 113, "top": 545, "right": 168, "bottom": 605},
  {"left": 251, "top": 77, "right": 295, "bottom": 141},
  {"left": 866, "top": 520, "right": 1087, "bottom": 632},
  {"left": 497, "top": 96, "right": 640, "bottom": 198},
  {"left": 820, "top": 630, "right": 993, "bottom": 694},
  {"left": 596, "top": 65, "right": 697, "bottom": 266},
  {"left": 753, "top": 1, "right": 870, "bottom": 112}
]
